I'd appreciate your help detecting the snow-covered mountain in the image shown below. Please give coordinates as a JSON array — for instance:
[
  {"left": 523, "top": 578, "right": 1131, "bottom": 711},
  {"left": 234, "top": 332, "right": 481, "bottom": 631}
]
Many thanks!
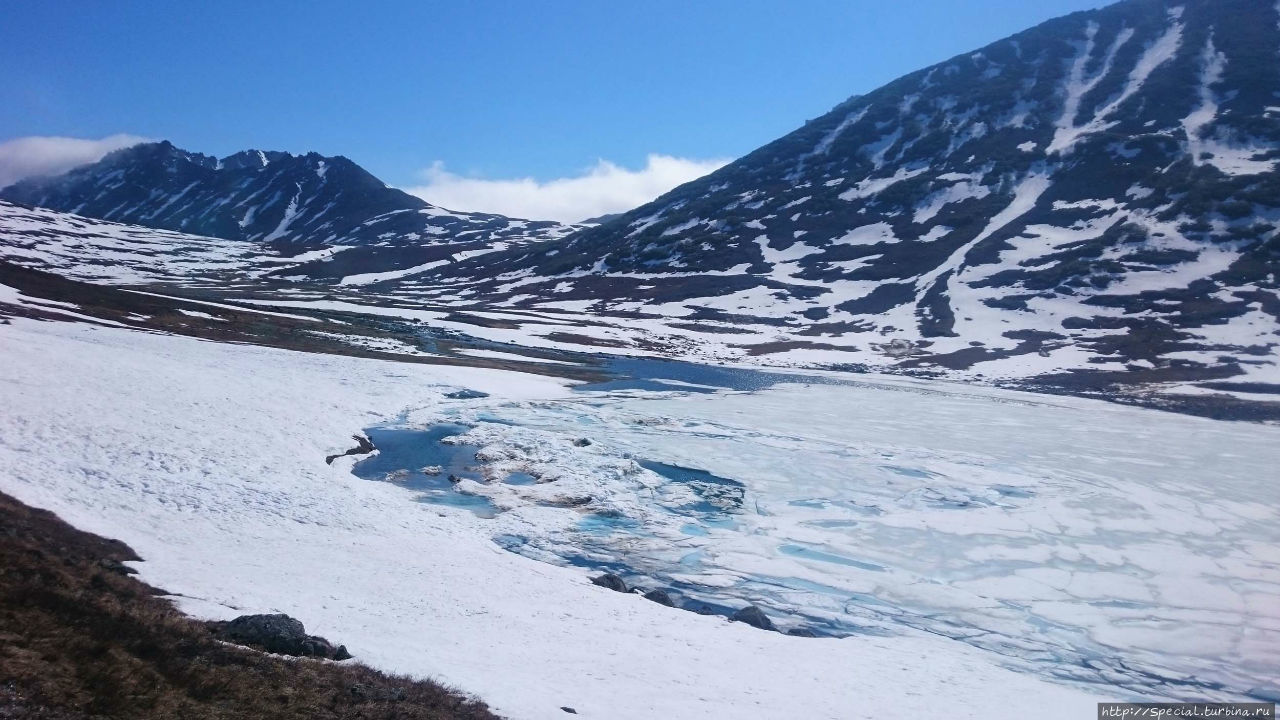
[
  {"left": 0, "top": 140, "right": 575, "bottom": 249},
  {"left": 408, "top": 0, "right": 1280, "bottom": 388},
  {"left": 2, "top": 0, "right": 1277, "bottom": 401}
]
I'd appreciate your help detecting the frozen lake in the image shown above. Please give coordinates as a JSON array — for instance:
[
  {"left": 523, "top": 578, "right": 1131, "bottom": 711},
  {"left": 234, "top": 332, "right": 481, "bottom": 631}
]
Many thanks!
[
  {"left": 358, "top": 365, "right": 1280, "bottom": 702},
  {"left": 5, "top": 318, "right": 1275, "bottom": 718}
]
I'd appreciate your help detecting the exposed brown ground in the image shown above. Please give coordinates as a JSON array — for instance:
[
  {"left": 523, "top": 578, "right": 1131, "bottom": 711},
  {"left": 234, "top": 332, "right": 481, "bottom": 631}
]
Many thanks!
[{"left": 0, "top": 490, "right": 501, "bottom": 720}]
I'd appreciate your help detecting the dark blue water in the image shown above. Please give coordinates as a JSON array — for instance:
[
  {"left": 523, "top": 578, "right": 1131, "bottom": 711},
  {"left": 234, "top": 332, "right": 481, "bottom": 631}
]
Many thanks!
[
  {"left": 492, "top": 534, "right": 791, "bottom": 627},
  {"left": 351, "top": 424, "right": 498, "bottom": 517},
  {"left": 638, "top": 460, "right": 745, "bottom": 515},
  {"left": 575, "top": 357, "right": 841, "bottom": 394}
]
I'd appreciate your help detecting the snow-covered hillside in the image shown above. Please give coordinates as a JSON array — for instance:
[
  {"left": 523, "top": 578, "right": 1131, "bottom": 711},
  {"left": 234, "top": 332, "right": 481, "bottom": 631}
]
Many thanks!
[
  {"left": 1, "top": 197, "right": 1276, "bottom": 419},
  {"left": 402, "top": 0, "right": 1280, "bottom": 388},
  {"left": 0, "top": 199, "right": 577, "bottom": 293},
  {"left": 0, "top": 200, "right": 336, "bottom": 286}
]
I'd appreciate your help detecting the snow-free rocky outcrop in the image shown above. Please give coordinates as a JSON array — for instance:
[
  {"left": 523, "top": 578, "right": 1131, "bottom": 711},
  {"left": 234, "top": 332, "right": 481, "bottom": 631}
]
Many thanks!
[
  {"left": 414, "top": 0, "right": 1280, "bottom": 389},
  {"left": 210, "top": 613, "right": 353, "bottom": 661}
]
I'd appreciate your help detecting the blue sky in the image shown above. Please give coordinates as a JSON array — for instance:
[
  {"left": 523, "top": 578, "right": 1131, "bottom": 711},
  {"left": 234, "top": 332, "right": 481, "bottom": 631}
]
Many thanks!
[{"left": 1, "top": 0, "right": 1104, "bottom": 220}]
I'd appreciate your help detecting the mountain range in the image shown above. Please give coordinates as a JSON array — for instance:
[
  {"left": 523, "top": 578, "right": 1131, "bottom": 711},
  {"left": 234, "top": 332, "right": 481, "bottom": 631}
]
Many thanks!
[{"left": 2, "top": 0, "right": 1277, "bottom": 407}]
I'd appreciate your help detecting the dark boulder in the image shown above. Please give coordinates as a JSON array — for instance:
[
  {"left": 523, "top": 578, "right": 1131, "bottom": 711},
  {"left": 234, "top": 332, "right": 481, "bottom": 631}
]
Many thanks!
[
  {"left": 445, "top": 389, "right": 489, "bottom": 400},
  {"left": 786, "top": 627, "right": 818, "bottom": 638},
  {"left": 222, "top": 613, "right": 306, "bottom": 653},
  {"left": 590, "top": 573, "right": 628, "bottom": 593},
  {"left": 212, "top": 613, "right": 352, "bottom": 660},
  {"left": 326, "top": 434, "right": 375, "bottom": 465},
  {"left": 572, "top": 438, "right": 592, "bottom": 447},
  {"left": 642, "top": 589, "right": 675, "bottom": 607},
  {"left": 730, "top": 605, "right": 775, "bottom": 631},
  {"left": 328, "top": 642, "right": 353, "bottom": 661}
]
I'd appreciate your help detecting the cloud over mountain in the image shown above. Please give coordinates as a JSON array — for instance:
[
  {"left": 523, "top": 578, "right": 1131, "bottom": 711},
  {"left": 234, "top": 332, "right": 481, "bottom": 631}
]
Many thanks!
[
  {"left": 405, "top": 154, "right": 730, "bottom": 223},
  {"left": 0, "top": 134, "right": 151, "bottom": 189}
]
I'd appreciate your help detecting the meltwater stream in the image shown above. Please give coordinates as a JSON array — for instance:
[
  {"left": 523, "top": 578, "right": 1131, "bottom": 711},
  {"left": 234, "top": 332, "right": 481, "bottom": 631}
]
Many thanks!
[{"left": 346, "top": 362, "right": 1280, "bottom": 704}]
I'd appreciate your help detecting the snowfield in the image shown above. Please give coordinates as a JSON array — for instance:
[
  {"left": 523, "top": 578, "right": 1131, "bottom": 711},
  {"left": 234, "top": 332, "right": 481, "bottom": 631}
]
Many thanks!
[
  {"left": 0, "top": 318, "right": 1106, "bottom": 719},
  {"left": 1, "top": 317, "right": 1276, "bottom": 716}
]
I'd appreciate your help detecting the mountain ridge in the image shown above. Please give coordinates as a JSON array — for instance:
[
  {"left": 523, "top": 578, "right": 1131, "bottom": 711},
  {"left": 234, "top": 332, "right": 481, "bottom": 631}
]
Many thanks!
[{"left": 0, "top": 140, "right": 576, "bottom": 249}]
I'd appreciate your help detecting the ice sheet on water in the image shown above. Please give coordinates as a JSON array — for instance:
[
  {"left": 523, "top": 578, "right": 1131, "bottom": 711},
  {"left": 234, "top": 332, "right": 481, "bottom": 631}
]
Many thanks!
[{"left": 385, "top": 376, "right": 1280, "bottom": 701}]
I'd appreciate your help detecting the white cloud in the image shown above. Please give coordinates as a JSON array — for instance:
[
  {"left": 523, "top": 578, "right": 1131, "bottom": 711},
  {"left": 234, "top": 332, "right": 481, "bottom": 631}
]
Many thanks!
[
  {"left": 0, "top": 134, "right": 151, "bottom": 189},
  {"left": 404, "top": 154, "right": 731, "bottom": 223}
]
